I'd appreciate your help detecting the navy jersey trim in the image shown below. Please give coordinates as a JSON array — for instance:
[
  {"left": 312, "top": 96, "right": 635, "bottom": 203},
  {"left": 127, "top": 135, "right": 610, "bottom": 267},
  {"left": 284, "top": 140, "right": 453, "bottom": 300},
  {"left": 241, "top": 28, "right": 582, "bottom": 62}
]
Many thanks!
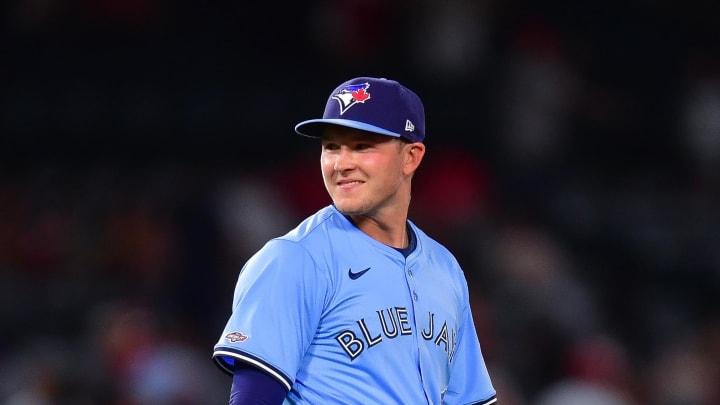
[
  {"left": 213, "top": 347, "right": 293, "bottom": 391},
  {"left": 472, "top": 394, "right": 497, "bottom": 405}
]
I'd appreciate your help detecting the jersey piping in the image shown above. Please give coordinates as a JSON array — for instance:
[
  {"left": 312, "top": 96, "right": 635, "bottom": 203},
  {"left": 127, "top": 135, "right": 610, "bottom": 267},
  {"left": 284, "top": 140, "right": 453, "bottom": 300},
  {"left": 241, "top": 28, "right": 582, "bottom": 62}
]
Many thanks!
[{"left": 213, "top": 348, "right": 293, "bottom": 391}]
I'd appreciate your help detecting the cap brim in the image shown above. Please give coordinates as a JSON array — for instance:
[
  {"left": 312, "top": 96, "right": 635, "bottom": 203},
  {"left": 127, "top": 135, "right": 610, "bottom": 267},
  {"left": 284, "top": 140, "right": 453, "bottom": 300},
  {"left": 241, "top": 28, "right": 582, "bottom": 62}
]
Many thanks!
[{"left": 294, "top": 119, "right": 401, "bottom": 138}]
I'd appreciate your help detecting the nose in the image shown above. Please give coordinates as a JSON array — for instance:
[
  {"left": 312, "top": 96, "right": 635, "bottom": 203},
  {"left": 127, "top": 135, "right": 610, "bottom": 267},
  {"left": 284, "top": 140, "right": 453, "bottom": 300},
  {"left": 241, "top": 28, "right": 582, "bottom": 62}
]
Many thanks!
[{"left": 333, "top": 146, "right": 354, "bottom": 172}]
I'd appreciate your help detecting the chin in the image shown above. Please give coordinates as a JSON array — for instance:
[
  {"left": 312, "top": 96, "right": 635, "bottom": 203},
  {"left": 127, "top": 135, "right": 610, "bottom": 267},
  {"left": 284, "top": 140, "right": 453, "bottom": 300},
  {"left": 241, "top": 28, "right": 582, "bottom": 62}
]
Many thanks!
[
  {"left": 333, "top": 201, "right": 365, "bottom": 216},
  {"left": 334, "top": 206, "right": 359, "bottom": 215}
]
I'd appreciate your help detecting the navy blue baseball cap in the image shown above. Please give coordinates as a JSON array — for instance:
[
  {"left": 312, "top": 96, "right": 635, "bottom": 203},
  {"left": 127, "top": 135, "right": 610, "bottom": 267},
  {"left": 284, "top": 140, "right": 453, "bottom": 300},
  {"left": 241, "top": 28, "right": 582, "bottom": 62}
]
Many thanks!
[{"left": 295, "top": 77, "right": 425, "bottom": 143}]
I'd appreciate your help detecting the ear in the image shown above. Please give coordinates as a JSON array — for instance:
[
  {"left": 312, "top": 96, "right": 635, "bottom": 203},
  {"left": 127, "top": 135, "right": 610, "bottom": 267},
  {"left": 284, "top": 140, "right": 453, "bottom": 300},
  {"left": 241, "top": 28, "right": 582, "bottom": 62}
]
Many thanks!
[{"left": 403, "top": 142, "right": 426, "bottom": 176}]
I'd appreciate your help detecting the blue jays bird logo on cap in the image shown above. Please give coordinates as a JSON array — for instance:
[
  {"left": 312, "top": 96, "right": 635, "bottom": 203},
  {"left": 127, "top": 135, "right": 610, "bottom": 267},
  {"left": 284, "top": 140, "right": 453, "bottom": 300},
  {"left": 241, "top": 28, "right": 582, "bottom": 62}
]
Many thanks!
[{"left": 332, "top": 82, "right": 371, "bottom": 115}]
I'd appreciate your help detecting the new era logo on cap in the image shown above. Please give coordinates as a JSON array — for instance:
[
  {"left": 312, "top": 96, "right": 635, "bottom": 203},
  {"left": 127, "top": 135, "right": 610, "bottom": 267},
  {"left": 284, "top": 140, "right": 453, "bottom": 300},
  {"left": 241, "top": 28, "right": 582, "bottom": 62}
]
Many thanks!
[
  {"left": 405, "top": 120, "right": 415, "bottom": 132},
  {"left": 295, "top": 77, "right": 425, "bottom": 143}
]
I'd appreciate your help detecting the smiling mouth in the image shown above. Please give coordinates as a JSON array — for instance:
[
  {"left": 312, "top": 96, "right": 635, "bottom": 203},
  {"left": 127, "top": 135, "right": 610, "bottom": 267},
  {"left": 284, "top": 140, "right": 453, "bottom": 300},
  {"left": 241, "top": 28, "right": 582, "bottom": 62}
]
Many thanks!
[{"left": 337, "top": 180, "right": 363, "bottom": 189}]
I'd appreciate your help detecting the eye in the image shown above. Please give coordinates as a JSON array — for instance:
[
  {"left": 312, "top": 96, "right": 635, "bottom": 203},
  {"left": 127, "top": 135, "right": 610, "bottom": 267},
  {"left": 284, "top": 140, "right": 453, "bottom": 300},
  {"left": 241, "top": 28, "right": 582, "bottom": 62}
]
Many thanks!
[
  {"left": 354, "top": 143, "right": 372, "bottom": 150},
  {"left": 322, "top": 142, "right": 340, "bottom": 151}
]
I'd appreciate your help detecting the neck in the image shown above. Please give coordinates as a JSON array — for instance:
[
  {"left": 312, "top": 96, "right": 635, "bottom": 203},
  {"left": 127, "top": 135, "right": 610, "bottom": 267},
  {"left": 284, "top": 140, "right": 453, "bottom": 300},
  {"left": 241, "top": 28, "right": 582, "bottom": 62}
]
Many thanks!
[{"left": 348, "top": 213, "right": 408, "bottom": 248}]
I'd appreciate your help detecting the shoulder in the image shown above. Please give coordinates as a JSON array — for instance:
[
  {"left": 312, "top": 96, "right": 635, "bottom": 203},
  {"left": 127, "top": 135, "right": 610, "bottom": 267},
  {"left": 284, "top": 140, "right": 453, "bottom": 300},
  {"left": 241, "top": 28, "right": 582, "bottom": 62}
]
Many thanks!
[
  {"left": 250, "top": 205, "right": 352, "bottom": 265},
  {"left": 280, "top": 205, "right": 346, "bottom": 243},
  {"left": 409, "top": 221, "right": 469, "bottom": 289},
  {"left": 410, "top": 222, "right": 459, "bottom": 263}
]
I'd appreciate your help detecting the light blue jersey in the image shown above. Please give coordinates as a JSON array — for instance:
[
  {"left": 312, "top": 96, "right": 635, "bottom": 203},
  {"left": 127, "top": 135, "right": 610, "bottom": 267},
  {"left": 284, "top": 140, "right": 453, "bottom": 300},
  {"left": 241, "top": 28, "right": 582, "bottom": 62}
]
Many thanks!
[{"left": 214, "top": 205, "right": 496, "bottom": 404}]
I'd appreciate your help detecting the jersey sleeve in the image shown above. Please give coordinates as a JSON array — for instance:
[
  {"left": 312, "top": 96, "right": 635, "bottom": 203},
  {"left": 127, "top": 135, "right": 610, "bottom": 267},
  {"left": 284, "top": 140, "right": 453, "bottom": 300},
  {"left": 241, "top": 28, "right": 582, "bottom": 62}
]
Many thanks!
[
  {"left": 444, "top": 284, "right": 497, "bottom": 404},
  {"left": 213, "top": 239, "right": 327, "bottom": 391}
]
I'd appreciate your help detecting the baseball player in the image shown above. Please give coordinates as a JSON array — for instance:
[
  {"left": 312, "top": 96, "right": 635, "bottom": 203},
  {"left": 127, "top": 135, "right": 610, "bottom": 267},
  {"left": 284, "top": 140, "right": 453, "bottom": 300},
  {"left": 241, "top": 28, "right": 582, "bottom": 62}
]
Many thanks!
[{"left": 213, "top": 77, "right": 497, "bottom": 404}]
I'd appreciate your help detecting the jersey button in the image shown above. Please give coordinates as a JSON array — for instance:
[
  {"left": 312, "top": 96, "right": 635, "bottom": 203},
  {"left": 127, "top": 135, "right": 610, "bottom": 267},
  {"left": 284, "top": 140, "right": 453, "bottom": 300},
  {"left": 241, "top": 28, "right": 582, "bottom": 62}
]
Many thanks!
[
  {"left": 412, "top": 292, "right": 418, "bottom": 300},
  {"left": 407, "top": 269, "right": 413, "bottom": 278}
]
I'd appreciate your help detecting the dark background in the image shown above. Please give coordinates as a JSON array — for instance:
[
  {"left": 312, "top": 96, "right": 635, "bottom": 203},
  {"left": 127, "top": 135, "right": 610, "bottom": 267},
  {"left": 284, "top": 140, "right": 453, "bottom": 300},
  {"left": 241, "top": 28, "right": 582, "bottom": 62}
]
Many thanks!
[{"left": 1, "top": 1, "right": 719, "bottom": 403}]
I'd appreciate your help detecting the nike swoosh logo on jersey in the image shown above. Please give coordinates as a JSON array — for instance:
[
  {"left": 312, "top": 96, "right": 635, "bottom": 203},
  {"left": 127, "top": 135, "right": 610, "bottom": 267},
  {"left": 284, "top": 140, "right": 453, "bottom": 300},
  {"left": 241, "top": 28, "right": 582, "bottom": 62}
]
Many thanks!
[{"left": 348, "top": 267, "right": 371, "bottom": 280}]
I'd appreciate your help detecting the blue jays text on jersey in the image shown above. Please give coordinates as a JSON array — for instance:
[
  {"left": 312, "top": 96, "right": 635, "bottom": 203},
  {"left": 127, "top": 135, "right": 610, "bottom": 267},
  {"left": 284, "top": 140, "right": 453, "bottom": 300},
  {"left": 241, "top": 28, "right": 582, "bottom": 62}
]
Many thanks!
[
  {"left": 335, "top": 307, "right": 458, "bottom": 363},
  {"left": 213, "top": 205, "right": 496, "bottom": 405}
]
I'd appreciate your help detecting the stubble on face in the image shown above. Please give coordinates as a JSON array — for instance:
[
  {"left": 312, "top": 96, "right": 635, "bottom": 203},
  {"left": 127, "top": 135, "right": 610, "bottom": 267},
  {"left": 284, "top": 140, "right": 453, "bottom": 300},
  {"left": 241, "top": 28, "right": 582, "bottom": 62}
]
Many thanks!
[{"left": 321, "top": 130, "right": 407, "bottom": 218}]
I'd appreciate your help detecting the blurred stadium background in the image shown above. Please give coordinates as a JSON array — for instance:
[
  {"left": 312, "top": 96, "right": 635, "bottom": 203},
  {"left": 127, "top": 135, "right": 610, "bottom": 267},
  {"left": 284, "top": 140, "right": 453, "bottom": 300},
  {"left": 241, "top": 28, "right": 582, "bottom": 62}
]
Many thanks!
[{"left": 1, "top": 1, "right": 719, "bottom": 404}]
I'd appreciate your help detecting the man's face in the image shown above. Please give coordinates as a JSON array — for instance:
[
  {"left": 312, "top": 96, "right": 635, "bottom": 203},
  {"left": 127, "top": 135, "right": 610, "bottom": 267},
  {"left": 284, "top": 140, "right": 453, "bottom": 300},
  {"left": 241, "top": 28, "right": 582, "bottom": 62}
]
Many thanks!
[{"left": 320, "top": 126, "right": 408, "bottom": 217}]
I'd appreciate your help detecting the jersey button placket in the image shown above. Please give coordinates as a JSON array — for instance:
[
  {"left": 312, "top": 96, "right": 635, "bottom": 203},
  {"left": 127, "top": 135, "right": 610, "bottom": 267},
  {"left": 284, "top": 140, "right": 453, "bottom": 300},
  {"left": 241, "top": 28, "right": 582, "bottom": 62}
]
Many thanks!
[
  {"left": 404, "top": 265, "right": 418, "bottom": 301},
  {"left": 405, "top": 262, "right": 430, "bottom": 401}
]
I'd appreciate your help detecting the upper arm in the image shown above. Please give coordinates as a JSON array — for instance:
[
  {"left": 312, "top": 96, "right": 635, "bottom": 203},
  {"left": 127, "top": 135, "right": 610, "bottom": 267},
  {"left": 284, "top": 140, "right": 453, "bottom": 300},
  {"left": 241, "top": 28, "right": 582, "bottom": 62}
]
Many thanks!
[
  {"left": 214, "top": 239, "right": 329, "bottom": 389},
  {"left": 444, "top": 272, "right": 496, "bottom": 404},
  {"left": 230, "top": 365, "right": 288, "bottom": 405}
]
